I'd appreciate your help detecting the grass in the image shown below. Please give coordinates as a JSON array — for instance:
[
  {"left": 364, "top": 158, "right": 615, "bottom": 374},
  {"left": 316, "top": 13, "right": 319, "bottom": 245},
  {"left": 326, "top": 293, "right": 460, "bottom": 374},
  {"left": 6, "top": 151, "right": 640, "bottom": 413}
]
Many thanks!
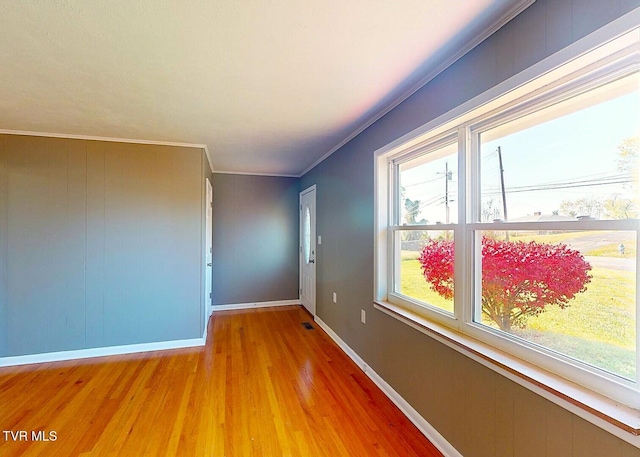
[
  {"left": 505, "top": 231, "right": 637, "bottom": 257},
  {"left": 525, "top": 268, "right": 636, "bottom": 348},
  {"left": 513, "top": 329, "right": 636, "bottom": 380},
  {"left": 585, "top": 242, "right": 637, "bottom": 257},
  {"left": 400, "top": 254, "right": 636, "bottom": 379},
  {"left": 509, "top": 231, "right": 604, "bottom": 244},
  {"left": 399, "top": 258, "right": 453, "bottom": 313}
]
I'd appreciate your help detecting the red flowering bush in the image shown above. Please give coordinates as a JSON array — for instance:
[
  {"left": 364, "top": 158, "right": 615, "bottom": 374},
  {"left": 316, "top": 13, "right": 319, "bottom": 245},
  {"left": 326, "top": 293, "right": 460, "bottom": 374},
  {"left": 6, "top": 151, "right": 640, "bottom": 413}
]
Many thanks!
[{"left": 418, "top": 237, "right": 592, "bottom": 331}]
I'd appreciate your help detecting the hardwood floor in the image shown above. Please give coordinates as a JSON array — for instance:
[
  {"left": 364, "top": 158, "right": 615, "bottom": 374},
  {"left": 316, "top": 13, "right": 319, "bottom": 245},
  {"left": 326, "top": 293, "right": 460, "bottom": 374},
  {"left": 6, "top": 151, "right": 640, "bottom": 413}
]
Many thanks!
[{"left": 0, "top": 306, "right": 442, "bottom": 456}]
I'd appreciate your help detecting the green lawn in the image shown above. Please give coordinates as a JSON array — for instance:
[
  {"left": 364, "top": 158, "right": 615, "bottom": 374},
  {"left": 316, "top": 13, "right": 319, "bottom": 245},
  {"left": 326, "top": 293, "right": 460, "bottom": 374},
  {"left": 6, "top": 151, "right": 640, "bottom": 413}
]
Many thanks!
[
  {"left": 586, "top": 242, "right": 637, "bottom": 257},
  {"left": 510, "top": 230, "right": 607, "bottom": 244},
  {"left": 399, "top": 257, "right": 453, "bottom": 313},
  {"left": 400, "top": 255, "right": 636, "bottom": 379},
  {"left": 506, "top": 231, "right": 637, "bottom": 257}
]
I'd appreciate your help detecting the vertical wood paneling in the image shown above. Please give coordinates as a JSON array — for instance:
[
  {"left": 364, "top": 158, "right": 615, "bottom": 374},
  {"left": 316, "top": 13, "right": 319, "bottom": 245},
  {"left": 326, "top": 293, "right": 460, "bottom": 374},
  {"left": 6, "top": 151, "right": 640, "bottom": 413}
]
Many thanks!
[
  {"left": 620, "top": 0, "right": 640, "bottom": 14},
  {"left": 6, "top": 136, "right": 50, "bottom": 355},
  {"left": 572, "top": 0, "right": 623, "bottom": 41},
  {"left": 494, "top": 375, "right": 515, "bottom": 456},
  {"left": 45, "top": 138, "right": 71, "bottom": 352},
  {"left": 137, "top": 144, "right": 160, "bottom": 341},
  {"left": 0, "top": 136, "right": 7, "bottom": 356},
  {"left": 61, "top": 139, "right": 88, "bottom": 351},
  {"left": 103, "top": 142, "right": 126, "bottom": 346},
  {"left": 512, "top": 0, "right": 547, "bottom": 74},
  {"left": 573, "top": 415, "right": 625, "bottom": 457},
  {"left": 85, "top": 141, "right": 106, "bottom": 348},
  {"left": 446, "top": 352, "right": 468, "bottom": 453},
  {"left": 1, "top": 135, "right": 204, "bottom": 357},
  {"left": 622, "top": 441, "right": 640, "bottom": 457},
  {"left": 165, "top": 146, "right": 202, "bottom": 338},
  {"left": 493, "top": 18, "right": 516, "bottom": 88},
  {"left": 422, "top": 338, "right": 452, "bottom": 440},
  {"left": 546, "top": 402, "right": 574, "bottom": 456},
  {"left": 463, "top": 362, "right": 496, "bottom": 457},
  {"left": 545, "top": 0, "right": 573, "bottom": 55},
  {"left": 211, "top": 173, "right": 300, "bottom": 305},
  {"left": 511, "top": 386, "right": 548, "bottom": 457}
]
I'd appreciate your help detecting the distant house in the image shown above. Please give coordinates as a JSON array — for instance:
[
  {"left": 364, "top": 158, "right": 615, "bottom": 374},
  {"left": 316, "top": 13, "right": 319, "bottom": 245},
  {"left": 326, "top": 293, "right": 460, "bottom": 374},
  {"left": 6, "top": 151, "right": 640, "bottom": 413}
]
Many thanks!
[
  {"left": 510, "top": 211, "right": 578, "bottom": 223},
  {"left": 509, "top": 212, "right": 578, "bottom": 235}
]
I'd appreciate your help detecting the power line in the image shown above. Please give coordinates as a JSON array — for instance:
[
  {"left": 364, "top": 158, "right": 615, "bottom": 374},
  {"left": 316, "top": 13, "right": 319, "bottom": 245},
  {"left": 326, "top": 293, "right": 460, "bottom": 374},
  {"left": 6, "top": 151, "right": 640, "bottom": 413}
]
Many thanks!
[{"left": 483, "top": 175, "right": 633, "bottom": 196}]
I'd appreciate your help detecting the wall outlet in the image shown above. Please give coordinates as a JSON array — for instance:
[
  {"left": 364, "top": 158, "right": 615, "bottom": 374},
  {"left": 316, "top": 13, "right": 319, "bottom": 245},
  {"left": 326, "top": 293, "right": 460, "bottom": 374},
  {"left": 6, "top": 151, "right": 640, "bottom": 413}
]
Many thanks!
[
  {"left": 332, "top": 292, "right": 337, "bottom": 303},
  {"left": 361, "top": 309, "right": 366, "bottom": 324}
]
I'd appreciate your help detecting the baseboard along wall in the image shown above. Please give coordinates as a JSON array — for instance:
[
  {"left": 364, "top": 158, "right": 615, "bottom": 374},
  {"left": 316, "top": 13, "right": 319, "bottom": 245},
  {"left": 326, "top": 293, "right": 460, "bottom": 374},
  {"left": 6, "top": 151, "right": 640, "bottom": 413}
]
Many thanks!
[
  {"left": 0, "top": 338, "right": 206, "bottom": 368},
  {"left": 313, "top": 315, "right": 462, "bottom": 457},
  {"left": 211, "top": 299, "right": 300, "bottom": 311}
]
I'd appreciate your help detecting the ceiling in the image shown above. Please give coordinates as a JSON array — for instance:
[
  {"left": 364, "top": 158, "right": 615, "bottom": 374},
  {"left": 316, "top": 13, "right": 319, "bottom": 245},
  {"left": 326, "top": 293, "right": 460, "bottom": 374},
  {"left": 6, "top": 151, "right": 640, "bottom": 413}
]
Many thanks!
[{"left": 0, "top": 1, "right": 531, "bottom": 177}]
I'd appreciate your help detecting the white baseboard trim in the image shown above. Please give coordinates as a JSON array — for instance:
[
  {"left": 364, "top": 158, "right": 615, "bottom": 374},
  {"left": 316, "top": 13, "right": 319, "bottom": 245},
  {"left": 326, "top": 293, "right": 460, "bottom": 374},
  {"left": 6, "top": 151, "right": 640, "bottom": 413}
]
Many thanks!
[
  {"left": 0, "top": 337, "right": 206, "bottom": 368},
  {"left": 314, "top": 315, "right": 462, "bottom": 457},
  {"left": 211, "top": 299, "right": 300, "bottom": 311}
]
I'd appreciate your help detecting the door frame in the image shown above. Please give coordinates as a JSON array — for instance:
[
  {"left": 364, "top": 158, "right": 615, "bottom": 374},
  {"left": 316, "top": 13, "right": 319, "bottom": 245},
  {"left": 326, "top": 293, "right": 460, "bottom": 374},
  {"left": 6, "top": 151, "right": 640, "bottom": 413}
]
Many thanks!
[
  {"left": 299, "top": 185, "right": 317, "bottom": 316},
  {"left": 203, "top": 178, "right": 213, "bottom": 338}
]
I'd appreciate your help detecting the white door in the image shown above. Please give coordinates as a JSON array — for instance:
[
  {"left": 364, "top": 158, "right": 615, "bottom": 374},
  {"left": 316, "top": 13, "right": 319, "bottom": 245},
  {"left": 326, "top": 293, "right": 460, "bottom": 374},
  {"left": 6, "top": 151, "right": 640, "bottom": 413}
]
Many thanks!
[
  {"left": 299, "top": 185, "right": 316, "bottom": 315},
  {"left": 204, "top": 178, "right": 213, "bottom": 335}
]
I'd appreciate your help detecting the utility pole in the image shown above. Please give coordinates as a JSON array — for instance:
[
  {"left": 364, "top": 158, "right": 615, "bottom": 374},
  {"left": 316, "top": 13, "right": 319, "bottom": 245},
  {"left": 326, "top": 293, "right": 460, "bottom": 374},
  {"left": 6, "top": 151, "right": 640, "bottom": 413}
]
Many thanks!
[
  {"left": 442, "top": 162, "right": 453, "bottom": 240},
  {"left": 444, "top": 161, "right": 450, "bottom": 225},
  {"left": 497, "top": 147, "right": 509, "bottom": 240}
]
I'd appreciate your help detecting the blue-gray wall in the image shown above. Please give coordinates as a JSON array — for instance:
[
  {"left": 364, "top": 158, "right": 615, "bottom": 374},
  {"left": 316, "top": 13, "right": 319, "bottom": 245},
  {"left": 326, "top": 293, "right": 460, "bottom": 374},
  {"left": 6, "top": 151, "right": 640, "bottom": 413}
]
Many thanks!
[
  {"left": 301, "top": 1, "right": 640, "bottom": 456},
  {"left": 211, "top": 173, "right": 299, "bottom": 305},
  {"left": 0, "top": 135, "right": 208, "bottom": 357},
  {"left": 0, "top": 137, "right": 6, "bottom": 357}
]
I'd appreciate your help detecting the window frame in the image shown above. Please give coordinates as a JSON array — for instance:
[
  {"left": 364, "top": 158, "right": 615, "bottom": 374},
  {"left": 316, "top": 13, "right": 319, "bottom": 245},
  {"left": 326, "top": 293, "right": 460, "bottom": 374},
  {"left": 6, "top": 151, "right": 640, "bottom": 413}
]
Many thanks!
[
  {"left": 374, "top": 14, "right": 640, "bottom": 437},
  {"left": 387, "top": 131, "right": 461, "bottom": 326}
]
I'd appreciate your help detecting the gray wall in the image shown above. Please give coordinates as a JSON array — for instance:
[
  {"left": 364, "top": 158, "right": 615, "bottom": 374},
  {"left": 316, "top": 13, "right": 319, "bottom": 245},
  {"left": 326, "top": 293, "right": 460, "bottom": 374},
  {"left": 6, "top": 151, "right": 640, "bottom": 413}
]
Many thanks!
[
  {"left": 300, "top": 1, "right": 640, "bottom": 456},
  {"left": 0, "top": 135, "right": 207, "bottom": 357},
  {"left": 211, "top": 173, "right": 299, "bottom": 305},
  {"left": 0, "top": 137, "right": 6, "bottom": 356}
]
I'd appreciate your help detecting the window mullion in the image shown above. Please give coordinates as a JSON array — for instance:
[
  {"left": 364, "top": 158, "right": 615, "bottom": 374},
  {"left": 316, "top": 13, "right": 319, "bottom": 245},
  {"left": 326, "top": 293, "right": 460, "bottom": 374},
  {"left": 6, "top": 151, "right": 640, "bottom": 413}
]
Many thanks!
[
  {"left": 387, "top": 161, "right": 397, "bottom": 298},
  {"left": 453, "top": 127, "right": 467, "bottom": 328},
  {"left": 636, "top": 229, "right": 640, "bottom": 386},
  {"left": 463, "top": 127, "right": 481, "bottom": 328}
]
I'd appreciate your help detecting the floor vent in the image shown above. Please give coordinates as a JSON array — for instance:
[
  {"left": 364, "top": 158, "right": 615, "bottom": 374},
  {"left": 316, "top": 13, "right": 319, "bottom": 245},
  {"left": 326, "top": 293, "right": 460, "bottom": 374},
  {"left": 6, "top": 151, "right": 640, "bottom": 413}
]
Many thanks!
[{"left": 302, "top": 322, "right": 314, "bottom": 330}]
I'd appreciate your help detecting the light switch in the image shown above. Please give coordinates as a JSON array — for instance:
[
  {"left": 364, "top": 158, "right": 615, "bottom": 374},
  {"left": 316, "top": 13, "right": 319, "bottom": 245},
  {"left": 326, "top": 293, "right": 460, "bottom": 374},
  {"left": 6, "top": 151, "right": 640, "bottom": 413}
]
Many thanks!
[{"left": 318, "top": 235, "right": 322, "bottom": 245}]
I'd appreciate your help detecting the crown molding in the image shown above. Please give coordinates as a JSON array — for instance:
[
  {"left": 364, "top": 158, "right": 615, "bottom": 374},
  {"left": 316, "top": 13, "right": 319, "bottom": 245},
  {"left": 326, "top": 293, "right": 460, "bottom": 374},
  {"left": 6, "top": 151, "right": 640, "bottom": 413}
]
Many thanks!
[
  {"left": 299, "top": 0, "right": 535, "bottom": 177},
  {"left": 0, "top": 129, "right": 213, "bottom": 169},
  {"left": 213, "top": 169, "right": 299, "bottom": 178}
]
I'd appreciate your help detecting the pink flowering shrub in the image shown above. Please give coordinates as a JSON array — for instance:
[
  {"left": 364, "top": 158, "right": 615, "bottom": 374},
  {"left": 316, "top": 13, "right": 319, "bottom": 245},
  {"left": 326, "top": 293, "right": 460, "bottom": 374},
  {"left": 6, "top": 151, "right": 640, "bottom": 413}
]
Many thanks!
[{"left": 418, "top": 237, "right": 592, "bottom": 331}]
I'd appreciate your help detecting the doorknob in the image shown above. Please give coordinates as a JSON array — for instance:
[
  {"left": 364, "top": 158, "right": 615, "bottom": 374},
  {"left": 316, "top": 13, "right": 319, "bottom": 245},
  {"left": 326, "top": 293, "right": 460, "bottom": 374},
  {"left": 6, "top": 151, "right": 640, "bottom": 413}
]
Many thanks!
[
  {"left": 207, "top": 263, "right": 212, "bottom": 266},
  {"left": 309, "top": 259, "right": 315, "bottom": 263}
]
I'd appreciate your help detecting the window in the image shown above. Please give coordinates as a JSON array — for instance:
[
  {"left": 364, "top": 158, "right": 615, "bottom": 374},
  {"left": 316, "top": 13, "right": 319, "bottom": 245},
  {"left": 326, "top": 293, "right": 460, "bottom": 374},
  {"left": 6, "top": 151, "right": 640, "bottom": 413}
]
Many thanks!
[
  {"left": 471, "top": 73, "right": 638, "bottom": 383},
  {"left": 391, "top": 139, "right": 458, "bottom": 318},
  {"left": 375, "top": 26, "right": 640, "bottom": 415},
  {"left": 303, "top": 205, "right": 312, "bottom": 264}
]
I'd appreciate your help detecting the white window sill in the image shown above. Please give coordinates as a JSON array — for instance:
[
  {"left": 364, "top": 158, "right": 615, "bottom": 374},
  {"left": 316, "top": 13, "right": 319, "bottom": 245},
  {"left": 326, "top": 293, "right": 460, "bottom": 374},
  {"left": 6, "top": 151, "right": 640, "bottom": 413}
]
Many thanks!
[{"left": 373, "top": 300, "right": 640, "bottom": 442}]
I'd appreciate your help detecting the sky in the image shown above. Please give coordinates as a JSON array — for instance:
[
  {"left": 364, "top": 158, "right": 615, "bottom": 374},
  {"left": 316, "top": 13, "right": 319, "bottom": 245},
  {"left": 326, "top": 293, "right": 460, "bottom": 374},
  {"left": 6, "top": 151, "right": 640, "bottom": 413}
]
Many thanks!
[{"left": 401, "top": 74, "right": 639, "bottom": 224}]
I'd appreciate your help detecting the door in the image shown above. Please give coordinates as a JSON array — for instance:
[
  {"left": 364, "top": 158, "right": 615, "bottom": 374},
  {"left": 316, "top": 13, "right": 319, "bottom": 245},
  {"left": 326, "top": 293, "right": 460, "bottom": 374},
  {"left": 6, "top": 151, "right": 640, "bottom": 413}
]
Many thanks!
[
  {"left": 204, "top": 178, "right": 213, "bottom": 334},
  {"left": 299, "top": 185, "right": 316, "bottom": 315}
]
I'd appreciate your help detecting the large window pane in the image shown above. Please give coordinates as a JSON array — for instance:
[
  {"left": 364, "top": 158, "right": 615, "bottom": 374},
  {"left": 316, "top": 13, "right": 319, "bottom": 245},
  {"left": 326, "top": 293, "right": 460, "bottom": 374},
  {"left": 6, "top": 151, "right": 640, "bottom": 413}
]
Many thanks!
[
  {"left": 399, "top": 142, "right": 458, "bottom": 225},
  {"left": 479, "top": 73, "right": 639, "bottom": 223},
  {"left": 396, "top": 230, "right": 454, "bottom": 314},
  {"left": 475, "top": 230, "right": 636, "bottom": 380}
]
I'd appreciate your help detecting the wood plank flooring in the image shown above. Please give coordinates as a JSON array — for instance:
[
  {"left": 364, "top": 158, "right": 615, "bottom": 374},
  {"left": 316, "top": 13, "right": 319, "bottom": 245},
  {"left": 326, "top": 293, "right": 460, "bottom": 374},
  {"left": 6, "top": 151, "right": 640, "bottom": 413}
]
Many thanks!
[{"left": 0, "top": 306, "right": 442, "bottom": 456}]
